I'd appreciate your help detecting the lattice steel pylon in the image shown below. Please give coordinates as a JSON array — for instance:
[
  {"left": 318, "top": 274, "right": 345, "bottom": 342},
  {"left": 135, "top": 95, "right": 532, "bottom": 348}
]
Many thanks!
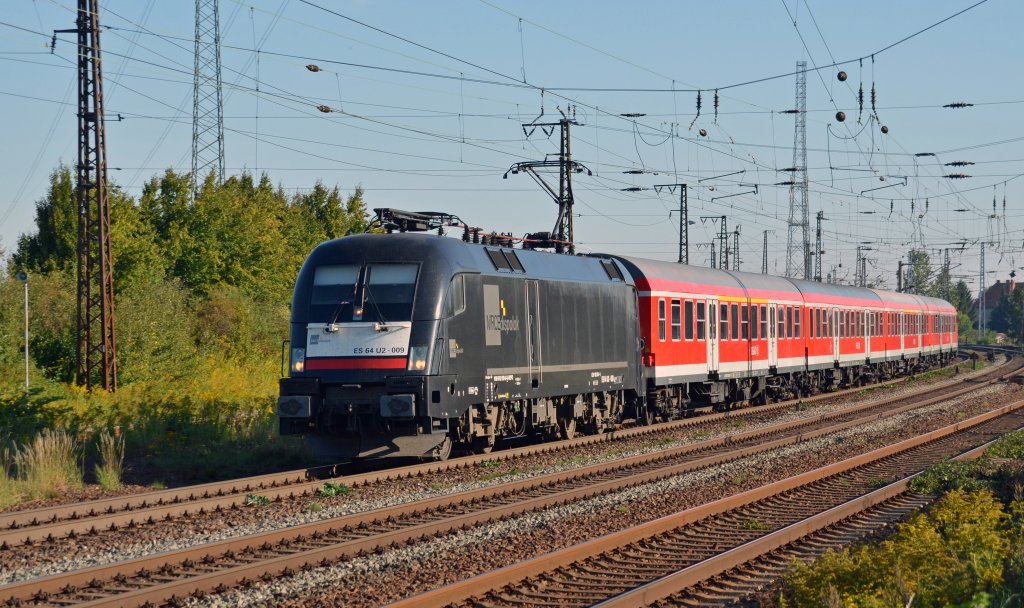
[
  {"left": 785, "top": 61, "right": 811, "bottom": 280},
  {"left": 63, "top": 0, "right": 117, "bottom": 390},
  {"left": 192, "top": 0, "right": 225, "bottom": 196}
]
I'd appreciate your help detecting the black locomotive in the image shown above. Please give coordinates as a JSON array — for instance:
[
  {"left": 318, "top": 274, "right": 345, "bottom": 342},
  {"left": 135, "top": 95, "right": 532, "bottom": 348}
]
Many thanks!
[{"left": 278, "top": 232, "right": 644, "bottom": 460}]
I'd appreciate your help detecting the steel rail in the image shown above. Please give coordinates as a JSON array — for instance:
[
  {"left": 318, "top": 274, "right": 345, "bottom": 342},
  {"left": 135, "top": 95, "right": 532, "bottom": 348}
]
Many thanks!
[
  {"left": 0, "top": 355, "right": 989, "bottom": 549},
  {"left": 640, "top": 437, "right": 1000, "bottom": 607},
  {"left": 2, "top": 358, "right": 1015, "bottom": 601},
  {"left": 384, "top": 400, "right": 1024, "bottom": 608}
]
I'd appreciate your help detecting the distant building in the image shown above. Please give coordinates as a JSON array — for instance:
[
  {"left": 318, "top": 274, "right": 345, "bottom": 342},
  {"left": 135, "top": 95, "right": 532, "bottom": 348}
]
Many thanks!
[{"left": 983, "top": 278, "right": 1017, "bottom": 325}]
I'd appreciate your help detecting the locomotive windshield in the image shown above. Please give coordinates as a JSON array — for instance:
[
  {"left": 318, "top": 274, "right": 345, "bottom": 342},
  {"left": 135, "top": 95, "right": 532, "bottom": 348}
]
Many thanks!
[{"left": 309, "top": 263, "right": 418, "bottom": 323}]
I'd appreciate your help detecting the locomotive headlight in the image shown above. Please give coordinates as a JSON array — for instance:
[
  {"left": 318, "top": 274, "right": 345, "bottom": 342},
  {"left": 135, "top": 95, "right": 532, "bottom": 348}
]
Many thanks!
[
  {"left": 290, "top": 348, "right": 306, "bottom": 374},
  {"left": 407, "top": 346, "right": 428, "bottom": 371}
]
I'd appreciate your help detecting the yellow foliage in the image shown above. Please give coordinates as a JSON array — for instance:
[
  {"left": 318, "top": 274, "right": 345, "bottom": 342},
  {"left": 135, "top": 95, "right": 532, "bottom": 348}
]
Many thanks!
[{"left": 784, "top": 489, "right": 1013, "bottom": 607}]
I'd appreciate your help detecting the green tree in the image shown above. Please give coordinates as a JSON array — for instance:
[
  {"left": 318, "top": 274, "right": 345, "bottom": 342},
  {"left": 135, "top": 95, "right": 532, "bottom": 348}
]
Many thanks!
[
  {"left": 12, "top": 166, "right": 76, "bottom": 275},
  {"left": 950, "top": 280, "right": 976, "bottom": 317},
  {"left": 906, "top": 249, "right": 932, "bottom": 295}
]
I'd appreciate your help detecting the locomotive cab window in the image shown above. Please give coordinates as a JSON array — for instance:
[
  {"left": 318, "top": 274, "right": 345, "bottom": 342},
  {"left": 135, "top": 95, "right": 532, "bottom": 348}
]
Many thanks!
[
  {"left": 364, "top": 264, "right": 418, "bottom": 322},
  {"left": 311, "top": 264, "right": 359, "bottom": 307}
]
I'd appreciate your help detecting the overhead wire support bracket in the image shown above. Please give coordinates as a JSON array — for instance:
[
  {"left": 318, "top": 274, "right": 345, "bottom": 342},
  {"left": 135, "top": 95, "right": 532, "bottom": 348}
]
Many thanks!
[{"left": 859, "top": 176, "right": 907, "bottom": 195}]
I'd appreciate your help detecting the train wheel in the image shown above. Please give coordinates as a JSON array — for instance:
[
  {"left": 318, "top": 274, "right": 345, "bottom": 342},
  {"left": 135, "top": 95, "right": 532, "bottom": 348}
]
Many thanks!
[
  {"left": 431, "top": 437, "right": 453, "bottom": 461},
  {"left": 559, "top": 418, "right": 577, "bottom": 440}
]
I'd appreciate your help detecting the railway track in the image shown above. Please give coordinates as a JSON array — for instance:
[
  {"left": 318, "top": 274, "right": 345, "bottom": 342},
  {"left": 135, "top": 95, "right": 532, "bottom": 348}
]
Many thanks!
[
  {"left": 387, "top": 402, "right": 1024, "bottom": 608},
  {"left": 0, "top": 354, "right": 994, "bottom": 550},
  {"left": 0, "top": 356, "right": 1015, "bottom": 607}
]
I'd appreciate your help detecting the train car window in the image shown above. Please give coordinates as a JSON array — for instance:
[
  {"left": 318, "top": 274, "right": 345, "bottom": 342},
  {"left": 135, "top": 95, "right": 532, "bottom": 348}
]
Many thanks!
[
  {"left": 720, "top": 303, "right": 729, "bottom": 341},
  {"left": 445, "top": 274, "right": 466, "bottom": 316},
  {"left": 364, "top": 264, "right": 419, "bottom": 322},
  {"left": 684, "top": 300, "right": 694, "bottom": 340},
  {"left": 777, "top": 305, "right": 785, "bottom": 339},
  {"left": 600, "top": 259, "right": 624, "bottom": 281},
  {"left": 709, "top": 303, "right": 717, "bottom": 340},
  {"left": 760, "top": 304, "right": 767, "bottom": 339},
  {"left": 697, "top": 302, "right": 706, "bottom": 340},
  {"left": 785, "top": 306, "right": 793, "bottom": 339},
  {"left": 751, "top": 305, "right": 759, "bottom": 340},
  {"left": 821, "top": 308, "right": 827, "bottom": 338},
  {"left": 794, "top": 306, "right": 801, "bottom": 338},
  {"left": 658, "top": 299, "right": 666, "bottom": 342},
  {"left": 840, "top": 311, "right": 846, "bottom": 338},
  {"left": 671, "top": 300, "right": 682, "bottom": 341},
  {"left": 731, "top": 303, "right": 740, "bottom": 340},
  {"left": 741, "top": 305, "right": 749, "bottom": 340}
]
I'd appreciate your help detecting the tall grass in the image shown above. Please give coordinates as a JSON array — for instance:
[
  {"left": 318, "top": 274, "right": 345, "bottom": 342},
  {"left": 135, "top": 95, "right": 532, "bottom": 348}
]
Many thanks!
[
  {"left": 94, "top": 431, "right": 125, "bottom": 491},
  {"left": 10, "top": 429, "right": 82, "bottom": 501},
  {"left": 0, "top": 448, "right": 17, "bottom": 509}
]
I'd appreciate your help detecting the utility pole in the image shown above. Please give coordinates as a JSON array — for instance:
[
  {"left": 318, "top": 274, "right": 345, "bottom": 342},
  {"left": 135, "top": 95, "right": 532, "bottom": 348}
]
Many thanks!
[
  {"left": 719, "top": 217, "right": 729, "bottom": 270},
  {"left": 505, "top": 110, "right": 591, "bottom": 253},
  {"left": 855, "top": 246, "right": 871, "bottom": 288},
  {"left": 710, "top": 242, "right": 717, "bottom": 269},
  {"left": 813, "top": 210, "right": 824, "bottom": 282},
  {"left": 785, "top": 60, "right": 810, "bottom": 280},
  {"left": 978, "top": 242, "right": 986, "bottom": 337},
  {"left": 732, "top": 228, "right": 740, "bottom": 271},
  {"left": 897, "top": 260, "right": 904, "bottom": 292},
  {"left": 654, "top": 184, "right": 688, "bottom": 264},
  {"left": 762, "top": 230, "right": 769, "bottom": 274},
  {"left": 55, "top": 0, "right": 117, "bottom": 391},
  {"left": 192, "top": 0, "right": 226, "bottom": 197},
  {"left": 16, "top": 271, "right": 28, "bottom": 388}
]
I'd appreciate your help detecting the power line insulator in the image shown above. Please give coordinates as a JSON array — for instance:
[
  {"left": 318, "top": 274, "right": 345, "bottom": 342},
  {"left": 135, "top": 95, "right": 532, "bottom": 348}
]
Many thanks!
[
  {"left": 306, "top": 64, "right": 321, "bottom": 72},
  {"left": 317, "top": 105, "right": 332, "bottom": 113},
  {"left": 699, "top": 128, "right": 707, "bottom": 137},
  {"left": 880, "top": 125, "right": 889, "bottom": 134},
  {"left": 837, "top": 70, "right": 847, "bottom": 81},
  {"left": 835, "top": 111, "right": 846, "bottom": 122}
]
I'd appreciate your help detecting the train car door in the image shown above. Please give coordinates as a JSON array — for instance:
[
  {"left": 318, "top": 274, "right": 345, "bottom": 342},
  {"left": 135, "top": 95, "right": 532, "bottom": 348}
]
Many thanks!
[
  {"left": 864, "top": 309, "right": 872, "bottom": 358},
  {"left": 767, "top": 303, "right": 778, "bottom": 369},
  {"left": 525, "top": 279, "right": 542, "bottom": 387},
  {"left": 706, "top": 297, "right": 719, "bottom": 375},
  {"left": 831, "top": 307, "right": 840, "bottom": 364}
]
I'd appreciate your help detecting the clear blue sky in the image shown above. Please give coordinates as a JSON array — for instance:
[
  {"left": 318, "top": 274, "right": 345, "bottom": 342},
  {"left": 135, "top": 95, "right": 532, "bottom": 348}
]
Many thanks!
[{"left": 1, "top": 0, "right": 1021, "bottom": 291}]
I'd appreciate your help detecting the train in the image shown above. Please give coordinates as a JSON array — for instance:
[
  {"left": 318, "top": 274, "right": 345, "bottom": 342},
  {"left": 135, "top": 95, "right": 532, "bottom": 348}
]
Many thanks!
[{"left": 277, "top": 221, "right": 958, "bottom": 461}]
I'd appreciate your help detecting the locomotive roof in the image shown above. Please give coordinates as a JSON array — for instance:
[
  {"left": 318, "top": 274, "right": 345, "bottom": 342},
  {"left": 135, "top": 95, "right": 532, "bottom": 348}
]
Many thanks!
[{"left": 306, "top": 233, "right": 635, "bottom": 285}]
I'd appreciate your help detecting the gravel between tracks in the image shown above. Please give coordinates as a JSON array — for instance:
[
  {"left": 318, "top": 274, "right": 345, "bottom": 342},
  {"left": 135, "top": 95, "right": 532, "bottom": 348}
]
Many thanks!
[
  {"left": 190, "top": 381, "right": 1023, "bottom": 608},
  {"left": 0, "top": 363, "right": 1000, "bottom": 587}
]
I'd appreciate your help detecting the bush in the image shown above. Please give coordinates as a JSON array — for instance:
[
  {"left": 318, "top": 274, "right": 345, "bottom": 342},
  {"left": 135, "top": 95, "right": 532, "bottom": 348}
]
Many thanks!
[
  {"left": 989, "top": 430, "right": 1024, "bottom": 460},
  {"left": 784, "top": 489, "right": 1017, "bottom": 607},
  {"left": 910, "top": 459, "right": 991, "bottom": 496}
]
